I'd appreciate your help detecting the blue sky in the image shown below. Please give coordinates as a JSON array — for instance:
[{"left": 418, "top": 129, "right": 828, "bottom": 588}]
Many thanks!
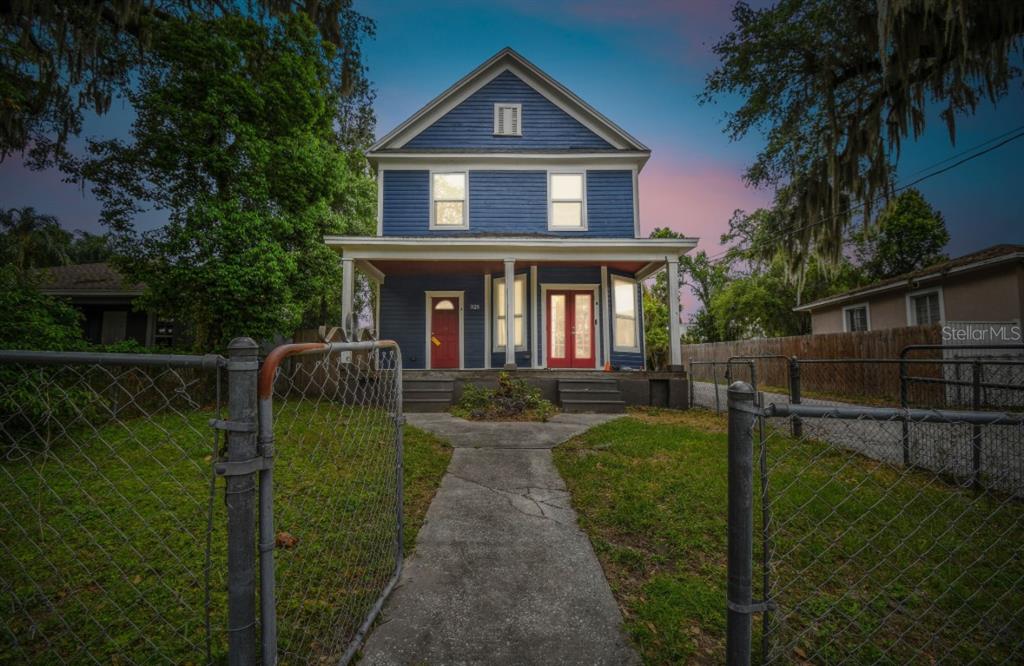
[{"left": 2, "top": 0, "right": 1022, "bottom": 312}]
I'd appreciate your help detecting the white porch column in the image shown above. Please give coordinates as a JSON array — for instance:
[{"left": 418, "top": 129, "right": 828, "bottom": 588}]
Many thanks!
[
  {"left": 666, "top": 257, "right": 683, "bottom": 370},
  {"left": 341, "top": 257, "right": 355, "bottom": 339},
  {"left": 504, "top": 258, "right": 516, "bottom": 369}
]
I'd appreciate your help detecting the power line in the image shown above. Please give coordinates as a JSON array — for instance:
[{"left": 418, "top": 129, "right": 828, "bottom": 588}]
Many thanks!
[{"left": 702, "top": 127, "right": 1024, "bottom": 262}]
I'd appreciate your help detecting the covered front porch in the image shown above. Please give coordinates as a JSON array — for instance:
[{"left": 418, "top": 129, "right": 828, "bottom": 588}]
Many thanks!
[{"left": 327, "top": 236, "right": 697, "bottom": 372}]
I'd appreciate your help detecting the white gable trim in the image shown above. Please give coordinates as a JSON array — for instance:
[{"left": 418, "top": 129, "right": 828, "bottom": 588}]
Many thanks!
[{"left": 371, "top": 48, "right": 649, "bottom": 153}]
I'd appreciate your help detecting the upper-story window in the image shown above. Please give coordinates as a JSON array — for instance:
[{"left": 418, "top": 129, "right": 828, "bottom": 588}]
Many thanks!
[
  {"left": 493, "top": 103, "right": 522, "bottom": 136},
  {"left": 431, "top": 172, "right": 467, "bottom": 229},
  {"left": 549, "top": 172, "right": 586, "bottom": 230}
]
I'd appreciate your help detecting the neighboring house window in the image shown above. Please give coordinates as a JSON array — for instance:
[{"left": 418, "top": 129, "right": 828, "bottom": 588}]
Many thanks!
[
  {"left": 549, "top": 173, "right": 585, "bottom": 229},
  {"left": 493, "top": 274, "right": 527, "bottom": 350},
  {"left": 843, "top": 304, "right": 870, "bottom": 332},
  {"left": 908, "top": 288, "right": 943, "bottom": 325},
  {"left": 612, "top": 276, "right": 639, "bottom": 350},
  {"left": 493, "top": 103, "right": 522, "bottom": 136},
  {"left": 431, "top": 172, "right": 467, "bottom": 228},
  {"left": 153, "top": 318, "right": 175, "bottom": 347},
  {"left": 100, "top": 310, "right": 127, "bottom": 345}
]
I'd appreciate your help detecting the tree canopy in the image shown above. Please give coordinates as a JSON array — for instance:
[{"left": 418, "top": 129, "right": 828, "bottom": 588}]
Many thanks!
[
  {"left": 703, "top": 0, "right": 1024, "bottom": 277},
  {"left": 81, "top": 13, "right": 376, "bottom": 349},
  {"left": 1, "top": 0, "right": 375, "bottom": 167},
  {"left": 850, "top": 188, "right": 949, "bottom": 281}
]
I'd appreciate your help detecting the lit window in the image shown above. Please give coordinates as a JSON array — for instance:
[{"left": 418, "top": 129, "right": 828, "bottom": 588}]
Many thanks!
[
  {"left": 493, "top": 103, "right": 521, "bottom": 136},
  {"left": 494, "top": 274, "right": 526, "bottom": 350},
  {"left": 432, "top": 172, "right": 467, "bottom": 228},
  {"left": 434, "top": 299, "right": 455, "bottom": 311},
  {"left": 843, "top": 305, "right": 869, "bottom": 332},
  {"left": 910, "top": 290, "right": 942, "bottom": 325},
  {"left": 612, "top": 276, "right": 638, "bottom": 350},
  {"left": 549, "top": 173, "right": 584, "bottom": 229}
]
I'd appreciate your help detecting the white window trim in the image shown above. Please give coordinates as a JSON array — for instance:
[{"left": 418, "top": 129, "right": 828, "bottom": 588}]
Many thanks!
[
  {"left": 492, "top": 273, "right": 528, "bottom": 352},
  {"left": 905, "top": 286, "right": 945, "bottom": 326},
  {"left": 429, "top": 170, "right": 469, "bottom": 230},
  {"left": 424, "top": 291, "right": 465, "bottom": 369},
  {"left": 493, "top": 102, "right": 522, "bottom": 136},
  {"left": 841, "top": 302, "right": 871, "bottom": 333},
  {"left": 611, "top": 274, "right": 641, "bottom": 352},
  {"left": 547, "top": 170, "right": 587, "bottom": 231},
  {"left": 539, "top": 283, "right": 601, "bottom": 370}
]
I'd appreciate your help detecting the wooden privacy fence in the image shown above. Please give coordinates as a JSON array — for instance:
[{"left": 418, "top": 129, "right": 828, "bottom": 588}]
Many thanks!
[{"left": 683, "top": 325, "right": 943, "bottom": 403}]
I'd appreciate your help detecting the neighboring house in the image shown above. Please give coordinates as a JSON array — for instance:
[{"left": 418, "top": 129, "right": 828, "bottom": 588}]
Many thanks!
[
  {"left": 795, "top": 244, "right": 1024, "bottom": 336},
  {"left": 39, "top": 262, "right": 175, "bottom": 347},
  {"left": 329, "top": 48, "right": 697, "bottom": 372}
]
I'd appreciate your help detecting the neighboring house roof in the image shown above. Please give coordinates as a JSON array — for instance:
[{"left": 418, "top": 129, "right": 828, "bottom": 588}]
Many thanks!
[
  {"left": 38, "top": 262, "right": 144, "bottom": 297},
  {"left": 369, "top": 47, "right": 650, "bottom": 155},
  {"left": 794, "top": 244, "right": 1024, "bottom": 312}
]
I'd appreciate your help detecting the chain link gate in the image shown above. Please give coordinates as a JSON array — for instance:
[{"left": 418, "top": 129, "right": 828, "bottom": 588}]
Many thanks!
[{"left": 254, "top": 339, "right": 403, "bottom": 664}]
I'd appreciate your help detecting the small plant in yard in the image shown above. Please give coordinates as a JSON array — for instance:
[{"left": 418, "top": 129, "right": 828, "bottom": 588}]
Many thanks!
[{"left": 452, "top": 372, "right": 556, "bottom": 422}]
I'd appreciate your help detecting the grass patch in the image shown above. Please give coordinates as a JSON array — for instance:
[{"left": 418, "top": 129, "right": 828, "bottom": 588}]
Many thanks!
[
  {"left": 553, "top": 407, "right": 1023, "bottom": 664},
  {"left": 0, "top": 403, "right": 451, "bottom": 663}
]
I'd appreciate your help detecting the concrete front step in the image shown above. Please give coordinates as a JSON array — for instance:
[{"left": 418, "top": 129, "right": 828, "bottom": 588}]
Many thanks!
[
  {"left": 405, "top": 378, "right": 454, "bottom": 391},
  {"left": 557, "top": 378, "right": 619, "bottom": 392},
  {"left": 403, "top": 388, "right": 454, "bottom": 401},
  {"left": 404, "top": 398, "right": 452, "bottom": 413},
  {"left": 560, "top": 399, "right": 626, "bottom": 414}
]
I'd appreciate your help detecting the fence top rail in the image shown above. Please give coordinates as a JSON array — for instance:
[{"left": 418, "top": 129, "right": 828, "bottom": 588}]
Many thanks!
[
  {"left": 257, "top": 339, "right": 401, "bottom": 400},
  {"left": 692, "top": 356, "right": 1024, "bottom": 366},
  {"left": 0, "top": 348, "right": 226, "bottom": 369},
  {"left": 900, "top": 343, "right": 1024, "bottom": 358},
  {"left": 764, "top": 401, "right": 1024, "bottom": 426}
]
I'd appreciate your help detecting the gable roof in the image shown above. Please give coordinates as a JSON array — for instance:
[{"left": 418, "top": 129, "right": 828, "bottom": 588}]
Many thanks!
[
  {"left": 38, "top": 262, "right": 143, "bottom": 296},
  {"left": 370, "top": 47, "right": 649, "bottom": 154},
  {"left": 794, "top": 244, "right": 1024, "bottom": 312}
]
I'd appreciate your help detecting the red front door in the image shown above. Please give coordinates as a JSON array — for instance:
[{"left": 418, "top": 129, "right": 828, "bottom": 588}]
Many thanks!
[
  {"left": 547, "top": 291, "right": 595, "bottom": 368},
  {"left": 430, "top": 297, "right": 459, "bottom": 369}
]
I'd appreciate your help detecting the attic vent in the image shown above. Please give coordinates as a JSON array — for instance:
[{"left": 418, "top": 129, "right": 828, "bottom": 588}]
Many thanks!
[{"left": 494, "top": 103, "right": 521, "bottom": 136}]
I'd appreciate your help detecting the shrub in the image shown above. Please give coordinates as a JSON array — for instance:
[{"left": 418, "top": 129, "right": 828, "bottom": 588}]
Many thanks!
[{"left": 452, "top": 372, "right": 556, "bottom": 422}]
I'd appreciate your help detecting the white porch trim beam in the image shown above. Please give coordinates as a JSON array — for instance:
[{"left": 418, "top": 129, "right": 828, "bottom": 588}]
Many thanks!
[
  {"left": 326, "top": 236, "right": 697, "bottom": 263},
  {"left": 666, "top": 257, "right": 682, "bottom": 370},
  {"left": 504, "top": 259, "right": 516, "bottom": 369}
]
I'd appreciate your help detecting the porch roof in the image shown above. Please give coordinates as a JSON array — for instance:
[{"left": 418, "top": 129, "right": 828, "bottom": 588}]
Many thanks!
[{"left": 325, "top": 235, "right": 697, "bottom": 280}]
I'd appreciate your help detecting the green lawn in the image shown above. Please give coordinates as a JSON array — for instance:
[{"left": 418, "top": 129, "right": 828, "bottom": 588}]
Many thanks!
[
  {"left": 553, "top": 408, "right": 1023, "bottom": 665},
  {"left": 0, "top": 403, "right": 451, "bottom": 664}
]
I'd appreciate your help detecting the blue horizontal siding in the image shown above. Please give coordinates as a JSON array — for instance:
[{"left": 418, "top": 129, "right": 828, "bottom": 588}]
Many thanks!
[
  {"left": 381, "top": 169, "right": 635, "bottom": 238},
  {"left": 586, "top": 171, "right": 635, "bottom": 237},
  {"left": 379, "top": 274, "right": 485, "bottom": 369},
  {"left": 381, "top": 170, "right": 429, "bottom": 236},
  {"left": 405, "top": 71, "right": 613, "bottom": 150}
]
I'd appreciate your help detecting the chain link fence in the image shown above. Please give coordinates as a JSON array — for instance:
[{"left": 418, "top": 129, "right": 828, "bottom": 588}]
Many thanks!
[
  {"left": 0, "top": 350, "right": 227, "bottom": 664},
  {"left": 0, "top": 338, "right": 403, "bottom": 664},
  {"left": 726, "top": 384, "right": 1024, "bottom": 664}
]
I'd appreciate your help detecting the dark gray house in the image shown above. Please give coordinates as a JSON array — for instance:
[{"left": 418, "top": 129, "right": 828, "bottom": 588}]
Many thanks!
[{"left": 40, "top": 262, "right": 174, "bottom": 347}]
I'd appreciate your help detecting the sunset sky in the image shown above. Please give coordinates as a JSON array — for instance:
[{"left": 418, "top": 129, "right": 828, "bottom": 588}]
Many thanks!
[{"left": 2, "top": 0, "right": 1022, "bottom": 315}]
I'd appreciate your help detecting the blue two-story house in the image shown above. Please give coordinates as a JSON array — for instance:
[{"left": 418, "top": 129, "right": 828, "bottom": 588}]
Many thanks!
[{"left": 329, "top": 48, "right": 696, "bottom": 381}]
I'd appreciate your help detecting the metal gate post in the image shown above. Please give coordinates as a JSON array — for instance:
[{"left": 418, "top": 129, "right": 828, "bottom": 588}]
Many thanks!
[
  {"left": 899, "top": 356, "right": 910, "bottom": 467},
  {"left": 789, "top": 357, "right": 802, "bottom": 438},
  {"left": 971, "top": 361, "right": 982, "bottom": 489},
  {"left": 727, "top": 381, "right": 756, "bottom": 665},
  {"left": 257, "top": 380, "right": 278, "bottom": 664},
  {"left": 223, "top": 338, "right": 259, "bottom": 665}
]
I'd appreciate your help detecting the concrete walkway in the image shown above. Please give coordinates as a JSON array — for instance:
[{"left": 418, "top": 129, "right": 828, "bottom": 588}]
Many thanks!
[{"left": 360, "top": 413, "right": 639, "bottom": 666}]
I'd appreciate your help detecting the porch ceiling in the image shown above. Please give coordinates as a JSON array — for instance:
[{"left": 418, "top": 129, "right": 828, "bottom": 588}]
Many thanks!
[{"left": 369, "top": 259, "right": 650, "bottom": 276}]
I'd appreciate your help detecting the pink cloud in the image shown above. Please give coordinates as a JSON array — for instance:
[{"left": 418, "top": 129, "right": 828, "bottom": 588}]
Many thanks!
[{"left": 637, "top": 157, "right": 773, "bottom": 314}]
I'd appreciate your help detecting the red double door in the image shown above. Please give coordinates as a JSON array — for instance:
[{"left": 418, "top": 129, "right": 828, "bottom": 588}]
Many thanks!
[{"left": 546, "top": 290, "right": 595, "bottom": 368}]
